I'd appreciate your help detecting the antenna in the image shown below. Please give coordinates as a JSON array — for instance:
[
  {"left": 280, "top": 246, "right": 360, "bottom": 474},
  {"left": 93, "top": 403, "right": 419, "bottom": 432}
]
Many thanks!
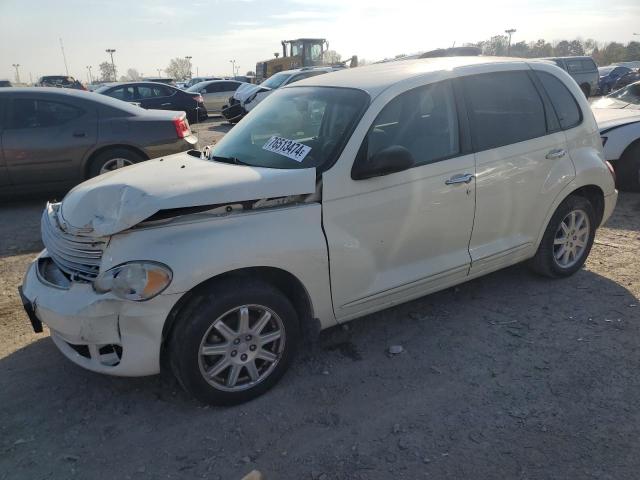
[{"left": 59, "top": 38, "right": 69, "bottom": 75}]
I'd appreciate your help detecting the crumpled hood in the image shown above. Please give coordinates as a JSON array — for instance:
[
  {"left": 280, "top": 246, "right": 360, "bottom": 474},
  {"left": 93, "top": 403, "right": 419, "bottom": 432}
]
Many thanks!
[
  {"left": 592, "top": 107, "right": 640, "bottom": 131},
  {"left": 61, "top": 152, "right": 316, "bottom": 236},
  {"left": 591, "top": 97, "right": 630, "bottom": 110},
  {"left": 233, "top": 83, "right": 270, "bottom": 103}
]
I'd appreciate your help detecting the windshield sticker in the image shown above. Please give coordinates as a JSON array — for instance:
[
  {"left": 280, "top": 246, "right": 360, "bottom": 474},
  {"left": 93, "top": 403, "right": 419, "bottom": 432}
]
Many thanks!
[{"left": 262, "top": 136, "right": 311, "bottom": 162}]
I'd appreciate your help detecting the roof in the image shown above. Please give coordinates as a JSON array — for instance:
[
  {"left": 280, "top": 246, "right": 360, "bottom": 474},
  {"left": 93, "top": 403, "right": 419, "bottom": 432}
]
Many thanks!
[
  {"left": 0, "top": 87, "right": 144, "bottom": 112},
  {"left": 290, "top": 56, "right": 539, "bottom": 98}
]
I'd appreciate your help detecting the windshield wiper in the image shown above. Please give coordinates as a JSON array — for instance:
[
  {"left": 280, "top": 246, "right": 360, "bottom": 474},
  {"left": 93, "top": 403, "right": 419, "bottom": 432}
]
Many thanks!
[{"left": 210, "top": 155, "right": 251, "bottom": 166}]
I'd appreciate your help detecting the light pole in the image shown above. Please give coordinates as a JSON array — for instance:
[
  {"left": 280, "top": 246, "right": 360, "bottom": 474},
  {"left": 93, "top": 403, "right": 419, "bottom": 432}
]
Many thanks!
[
  {"left": 12, "top": 63, "right": 20, "bottom": 84},
  {"left": 505, "top": 29, "right": 516, "bottom": 55},
  {"left": 86, "top": 65, "right": 93, "bottom": 83},
  {"left": 105, "top": 49, "right": 116, "bottom": 81},
  {"left": 229, "top": 59, "right": 236, "bottom": 78},
  {"left": 156, "top": 68, "right": 162, "bottom": 77},
  {"left": 185, "top": 56, "right": 192, "bottom": 79}
]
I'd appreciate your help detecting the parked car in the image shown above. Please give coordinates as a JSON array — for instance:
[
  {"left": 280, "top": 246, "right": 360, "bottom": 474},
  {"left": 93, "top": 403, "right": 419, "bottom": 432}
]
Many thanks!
[
  {"left": 0, "top": 88, "right": 197, "bottom": 194},
  {"left": 94, "top": 81, "right": 207, "bottom": 123},
  {"left": 591, "top": 81, "right": 640, "bottom": 111},
  {"left": 543, "top": 56, "right": 598, "bottom": 97},
  {"left": 141, "top": 77, "right": 176, "bottom": 86},
  {"left": 222, "top": 66, "right": 335, "bottom": 123},
  {"left": 36, "top": 75, "right": 86, "bottom": 90},
  {"left": 186, "top": 80, "right": 244, "bottom": 114},
  {"left": 19, "top": 57, "right": 616, "bottom": 405},
  {"left": 612, "top": 69, "right": 640, "bottom": 91},
  {"left": 0, "top": 80, "right": 12, "bottom": 87},
  {"left": 592, "top": 95, "right": 640, "bottom": 191},
  {"left": 184, "top": 77, "right": 222, "bottom": 89},
  {"left": 597, "top": 66, "right": 632, "bottom": 95}
]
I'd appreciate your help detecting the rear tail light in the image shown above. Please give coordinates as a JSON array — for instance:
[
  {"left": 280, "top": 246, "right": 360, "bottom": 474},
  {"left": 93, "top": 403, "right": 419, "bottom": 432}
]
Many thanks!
[
  {"left": 605, "top": 160, "right": 616, "bottom": 183},
  {"left": 173, "top": 116, "right": 191, "bottom": 139}
]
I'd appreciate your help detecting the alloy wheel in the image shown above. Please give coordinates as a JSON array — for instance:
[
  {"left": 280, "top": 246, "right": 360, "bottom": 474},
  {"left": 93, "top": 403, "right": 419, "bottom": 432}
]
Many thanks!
[
  {"left": 99, "top": 157, "right": 134, "bottom": 174},
  {"left": 553, "top": 209, "right": 590, "bottom": 268},
  {"left": 198, "top": 305, "right": 285, "bottom": 392}
]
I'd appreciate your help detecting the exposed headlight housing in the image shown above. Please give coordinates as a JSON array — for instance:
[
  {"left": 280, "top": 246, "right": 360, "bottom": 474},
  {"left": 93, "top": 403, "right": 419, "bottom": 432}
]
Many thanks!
[
  {"left": 93, "top": 261, "right": 172, "bottom": 301},
  {"left": 245, "top": 92, "right": 258, "bottom": 104}
]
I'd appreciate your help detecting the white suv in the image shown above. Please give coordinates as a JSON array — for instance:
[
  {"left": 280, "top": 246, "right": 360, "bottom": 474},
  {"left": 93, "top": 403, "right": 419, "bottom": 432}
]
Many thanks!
[{"left": 20, "top": 57, "right": 617, "bottom": 405}]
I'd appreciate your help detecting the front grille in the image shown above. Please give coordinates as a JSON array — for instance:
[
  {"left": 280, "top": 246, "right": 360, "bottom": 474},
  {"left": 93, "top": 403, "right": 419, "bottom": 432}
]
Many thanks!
[{"left": 41, "top": 203, "right": 106, "bottom": 282}]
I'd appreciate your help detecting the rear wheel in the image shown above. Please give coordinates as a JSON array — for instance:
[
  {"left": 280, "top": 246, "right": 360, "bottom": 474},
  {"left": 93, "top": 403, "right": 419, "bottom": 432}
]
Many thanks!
[
  {"left": 169, "top": 279, "right": 299, "bottom": 405},
  {"left": 88, "top": 148, "right": 144, "bottom": 178},
  {"left": 615, "top": 142, "right": 640, "bottom": 192},
  {"left": 580, "top": 84, "right": 590, "bottom": 98},
  {"left": 529, "top": 195, "right": 596, "bottom": 278}
]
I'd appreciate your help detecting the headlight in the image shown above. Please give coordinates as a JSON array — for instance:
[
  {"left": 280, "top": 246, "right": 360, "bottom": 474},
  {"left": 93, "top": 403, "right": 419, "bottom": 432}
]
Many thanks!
[
  {"left": 245, "top": 92, "right": 258, "bottom": 104},
  {"left": 93, "top": 261, "right": 172, "bottom": 301}
]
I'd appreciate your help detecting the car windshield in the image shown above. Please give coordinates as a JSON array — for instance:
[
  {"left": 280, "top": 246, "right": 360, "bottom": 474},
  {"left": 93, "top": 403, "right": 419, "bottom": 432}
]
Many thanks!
[
  {"left": 261, "top": 72, "right": 291, "bottom": 89},
  {"left": 609, "top": 83, "right": 640, "bottom": 104},
  {"left": 599, "top": 66, "right": 615, "bottom": 75},
  {"left": 209, "top": 86, "right": 369, "bottom": 171}
]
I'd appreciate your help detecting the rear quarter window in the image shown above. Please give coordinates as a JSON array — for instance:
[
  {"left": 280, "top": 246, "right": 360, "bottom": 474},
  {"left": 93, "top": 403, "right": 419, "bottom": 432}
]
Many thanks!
[{"left": 535, "top": 71, "right": 582, "bottom": 130}]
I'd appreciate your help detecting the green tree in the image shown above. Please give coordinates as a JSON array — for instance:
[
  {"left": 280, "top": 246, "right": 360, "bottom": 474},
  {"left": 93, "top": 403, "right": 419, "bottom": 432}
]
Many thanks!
[
  {"left": 554, "top": 40, "right": 571, "bottom": 56},
  {"left": 568, "top": 40, "right": 585, "bottom": 56}
]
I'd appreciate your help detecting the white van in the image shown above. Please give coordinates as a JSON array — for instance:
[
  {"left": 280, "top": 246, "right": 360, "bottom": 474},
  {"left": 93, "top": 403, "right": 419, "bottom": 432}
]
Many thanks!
[{"left": 21, "top": 57, "right": 617, "bottom": 405}]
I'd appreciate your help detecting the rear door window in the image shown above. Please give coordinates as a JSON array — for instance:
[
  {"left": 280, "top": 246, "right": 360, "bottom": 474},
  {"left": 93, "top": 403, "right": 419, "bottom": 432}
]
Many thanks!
[
  {"left": 535, "top": 71, "right": 582, "bottom": 130},
  {"left": 108, "top": 86, "right": 136, "bottom": 101},
  {"left": 462, "top": 71, "right": 547, "bottom": 151},
  {"left": 205, "top": 83, "right": 223, "bottom": 93},
  {"left": 10, "top": 99, "right": 84, "bottom": 129}
]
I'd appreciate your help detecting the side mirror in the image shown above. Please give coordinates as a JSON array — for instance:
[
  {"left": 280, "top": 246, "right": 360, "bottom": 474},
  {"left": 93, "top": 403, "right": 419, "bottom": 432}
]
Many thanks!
[{"left": 352, "top": 145, "right": 415, "bottom": 180}]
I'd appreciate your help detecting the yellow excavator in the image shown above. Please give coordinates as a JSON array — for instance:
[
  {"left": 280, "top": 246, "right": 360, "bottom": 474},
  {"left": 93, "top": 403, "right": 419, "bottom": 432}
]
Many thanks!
[{"left": 255, "top": 38, "right": 357, "bottom": 83}]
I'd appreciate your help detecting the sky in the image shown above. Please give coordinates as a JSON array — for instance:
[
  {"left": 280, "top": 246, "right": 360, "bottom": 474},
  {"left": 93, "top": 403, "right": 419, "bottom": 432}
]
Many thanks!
[{"left": 1, "top": 0, "right": 639, "bottom": 83}]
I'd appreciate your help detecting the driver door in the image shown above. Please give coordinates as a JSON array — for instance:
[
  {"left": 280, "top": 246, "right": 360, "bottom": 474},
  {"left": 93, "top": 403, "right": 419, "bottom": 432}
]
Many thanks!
[{"left": 322, "top": 80, "right": 476, "bottom": 321}]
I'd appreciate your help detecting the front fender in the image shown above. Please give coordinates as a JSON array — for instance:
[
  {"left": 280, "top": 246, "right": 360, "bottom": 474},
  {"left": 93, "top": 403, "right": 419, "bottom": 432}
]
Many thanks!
[
  {"left": 602, "top": 121, "right": 640, "bottom": 162},
  {"left": 102, "top": 203, "right": 336, "bottom": 329}
]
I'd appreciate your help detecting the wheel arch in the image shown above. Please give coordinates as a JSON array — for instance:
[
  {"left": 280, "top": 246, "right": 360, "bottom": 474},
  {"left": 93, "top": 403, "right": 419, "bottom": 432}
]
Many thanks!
[
  {"left": 83, "top": 144, "right": 149, "bottom": 179},
  {"left": 569, "top": 184, "right": 605, "bottom": 227},
  {"left": 160, "top": 266, "right": 317, "bottom": 370}
]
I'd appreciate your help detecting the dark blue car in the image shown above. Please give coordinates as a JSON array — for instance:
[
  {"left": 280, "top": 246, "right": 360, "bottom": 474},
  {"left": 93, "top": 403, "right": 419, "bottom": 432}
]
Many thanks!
[{"left": 598, "top": 66, "right": 632, "bottom": 94}]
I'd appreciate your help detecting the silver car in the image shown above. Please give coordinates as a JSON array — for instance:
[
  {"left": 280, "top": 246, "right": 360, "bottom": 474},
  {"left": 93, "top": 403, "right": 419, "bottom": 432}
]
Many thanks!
[
  {"left": 186, "top": 80, "right": 244, "bottom": 114},
  {"left": 543, "top": 56, "right": 598, "bottom": 97}
]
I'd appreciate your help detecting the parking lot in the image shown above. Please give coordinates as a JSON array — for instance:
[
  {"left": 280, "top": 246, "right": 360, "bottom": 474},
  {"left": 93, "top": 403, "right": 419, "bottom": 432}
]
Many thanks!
[{"left": 1, "top": 110, "right": 639, "bottom": 477}]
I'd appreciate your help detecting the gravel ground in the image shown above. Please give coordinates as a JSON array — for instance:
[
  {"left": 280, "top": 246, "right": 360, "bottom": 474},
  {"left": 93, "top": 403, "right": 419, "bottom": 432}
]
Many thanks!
[{"left": 1, "top": 130, "right": 639, "bottom": 479}]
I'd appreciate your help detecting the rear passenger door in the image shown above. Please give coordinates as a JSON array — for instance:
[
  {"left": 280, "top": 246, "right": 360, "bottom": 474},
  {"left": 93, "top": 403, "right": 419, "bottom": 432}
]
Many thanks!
[
  {"left": 136, "top": 85, "right": 176, "bottom": 110},
  {"left": 2, "top": 96, "right": 97, "bottom": 185},
  {"left": 462, "top": 70, "right": 575, "bottom": 276},
  {"left": 201, "top": 83, "right": 227, "bottom": 112},
  {"left": 218, "top": 81, "right": 241, "bottom": 108}
]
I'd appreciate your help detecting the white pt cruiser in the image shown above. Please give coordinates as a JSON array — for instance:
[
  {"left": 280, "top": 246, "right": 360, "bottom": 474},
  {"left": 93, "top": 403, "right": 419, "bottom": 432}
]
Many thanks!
[{"left": 21, "top": 57, "right": 617, "bottom": 405}]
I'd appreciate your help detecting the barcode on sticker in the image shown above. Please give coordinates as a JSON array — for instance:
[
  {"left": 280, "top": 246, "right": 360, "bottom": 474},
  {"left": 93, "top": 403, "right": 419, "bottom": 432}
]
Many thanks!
[{"left": 262, "top": 136, "right": 311, "bottom": 162}]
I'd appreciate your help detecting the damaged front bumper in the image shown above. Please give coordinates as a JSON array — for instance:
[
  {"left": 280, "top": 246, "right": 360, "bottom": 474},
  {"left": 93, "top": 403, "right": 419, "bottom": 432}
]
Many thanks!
[
  {"left": 221, "top": 102, "right": 246, "bottom": 122},
  {"left": 20, "top": 252, "right": 181, "bottom": 376}
]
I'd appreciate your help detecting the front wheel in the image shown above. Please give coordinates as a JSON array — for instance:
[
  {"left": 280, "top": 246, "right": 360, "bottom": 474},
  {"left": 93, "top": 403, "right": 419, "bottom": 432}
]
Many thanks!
[
  {"left": 529, "top": 195, "right": 596, "bottom": 278},
  {"left": 169, "top": 279, "right": 299, "bottom": 405},
  {"left": 88, "top": 148, "right": 144, "bottom": 178}
]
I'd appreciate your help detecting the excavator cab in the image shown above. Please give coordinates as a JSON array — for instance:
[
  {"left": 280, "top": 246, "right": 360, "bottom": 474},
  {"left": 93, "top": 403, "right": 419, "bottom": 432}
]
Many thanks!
[{"left": 282, "top": 38, "right": 328, "bottom": 67}]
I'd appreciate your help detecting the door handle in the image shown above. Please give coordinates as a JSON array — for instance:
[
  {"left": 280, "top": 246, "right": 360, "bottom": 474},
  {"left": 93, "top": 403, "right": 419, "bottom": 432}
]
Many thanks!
[
  {"left": 445, "top": 173, "right": 475, "bottom": 185},
  {"left": 161, "top": 103, "right": 172, "bottom": 106},
  {"left": 72, "top": 132, "right": 86, "bottom": 138},
  {"left": 545, "top": 148, "right": 566, "bottom": 159}
]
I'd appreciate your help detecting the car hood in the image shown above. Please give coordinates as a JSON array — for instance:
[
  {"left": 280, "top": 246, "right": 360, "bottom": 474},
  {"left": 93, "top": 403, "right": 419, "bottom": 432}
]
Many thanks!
[
  {"left": 592, "top": 107, "right": 640, "bottom": 131},
  {"left": 591, "top": 97, "right": 630, "bottom": 110},
  {"left": 233, "top": 83, "right": 270, "bottom": 103},
  {"left": 60, "top": 152, "right": 316, "bottom": 236}
]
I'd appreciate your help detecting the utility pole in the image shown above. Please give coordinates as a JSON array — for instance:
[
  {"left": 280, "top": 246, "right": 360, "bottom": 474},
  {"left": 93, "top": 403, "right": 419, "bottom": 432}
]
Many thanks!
[
  {"left": 229, "top": 59, "right": 236, "bottom": 78},
  {"left": 105, "top": 49, "right": 116, "bottom": 81},
  {"left": 185, "top": 56, "right": 192, "bottom": 79},
  {"left": 59, "top": 38, "right": 70, "bottom": 75},
  {"left": 156, "top": 68, "right": 162, "bottom": 77},
  {"left": 86, "top": 65, "right": 93, "bottom": 83},
  {"left": 505, "top": 29, "right": 516, "bottom": 55},
  {"left": 12, "top": 63, "right": 20, "bottom": 84}
]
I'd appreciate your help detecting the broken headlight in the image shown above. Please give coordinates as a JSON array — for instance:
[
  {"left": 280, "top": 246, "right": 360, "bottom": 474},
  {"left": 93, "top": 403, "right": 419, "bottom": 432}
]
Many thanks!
[{"left": 93, "top": 261, "right": 172, "bottom": 301}]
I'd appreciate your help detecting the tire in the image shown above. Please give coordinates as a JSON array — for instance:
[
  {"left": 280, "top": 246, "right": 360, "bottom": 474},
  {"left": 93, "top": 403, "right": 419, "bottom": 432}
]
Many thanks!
[
  {"left": 615, "top": 142, "right": 640, "bottom": 192},
  {"left": 169, "top": 279, "right": 299, "bottom": 405},
  {"left": 580, "top": 84, "right": 590, "bottom": 98},
  {"left": 528, "top": 195, "right": 596, "bottom": 278},
  {"left": 88, "top": 148, "right": 145, "bottom": 178}
]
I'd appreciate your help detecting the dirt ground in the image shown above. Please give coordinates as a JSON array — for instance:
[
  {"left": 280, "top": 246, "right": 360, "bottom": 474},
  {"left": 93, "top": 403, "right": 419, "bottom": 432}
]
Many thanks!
[{"left": 1, "top": 126, "right": 639, "bottom": 479}]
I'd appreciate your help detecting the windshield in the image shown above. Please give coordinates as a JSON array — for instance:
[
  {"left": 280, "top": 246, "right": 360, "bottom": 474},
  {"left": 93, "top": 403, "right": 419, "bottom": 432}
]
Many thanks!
[
  {"left": 261, "top": 72, "right": 290, "bottom": 89},
  {"left": 599, "top": 66, "right": 615, "bottom": 76},
  {"left": 610, "top": 83, "right": 640, "bottom": 104},
  {"left": 210, "top": 86, "right": 369, "bottom": 171}
]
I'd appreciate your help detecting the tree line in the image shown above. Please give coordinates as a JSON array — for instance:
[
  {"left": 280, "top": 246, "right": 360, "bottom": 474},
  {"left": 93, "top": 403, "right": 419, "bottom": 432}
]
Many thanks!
[{"left": 468, "top": 36, "right": 640, "bottom": 66}]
